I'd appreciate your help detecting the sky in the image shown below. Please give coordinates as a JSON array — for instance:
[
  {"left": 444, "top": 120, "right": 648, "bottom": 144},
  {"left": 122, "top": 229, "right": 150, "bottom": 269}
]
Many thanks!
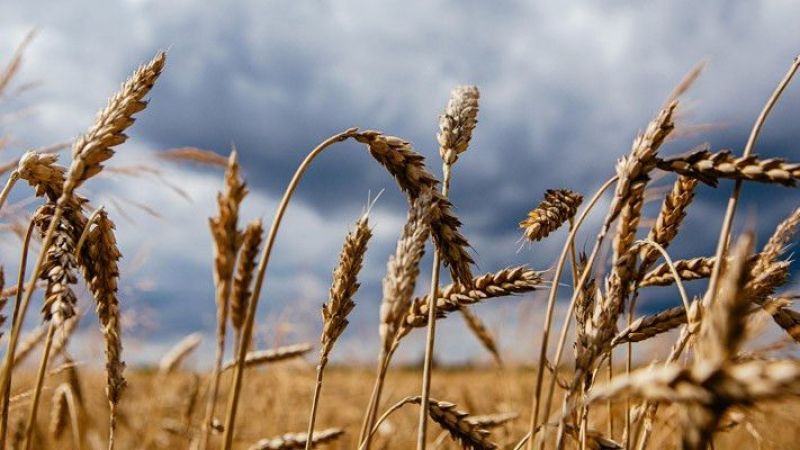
[{"left": 1, "top": 1, "right": 799, "bottom": 367}]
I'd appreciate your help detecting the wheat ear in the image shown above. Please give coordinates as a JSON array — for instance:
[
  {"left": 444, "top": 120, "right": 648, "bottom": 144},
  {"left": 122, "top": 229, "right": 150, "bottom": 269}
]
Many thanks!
[
  {"left": 248, "top": 428, "right": 344, "bottom": 450},
  {"left": 361, "top": 193, "right": 431, "bottom": 450},
  {"left": 221, "top": 129, "right": 359, "bottom": 450},
  {"left": 49, "top": 383, "right": 81, "bottom": 450},
  {"left": 549, "top": 102, "right": 678, "bottom": 450},
  {"left": 520, "top": 189, "right": 583, "bottom": 242},
  {"left": 200, "top": 150, "right": 247, "bottom": 450},
  {"left": 158, "top": 333, "right": 203, "bottom": 375},
  {"left": 363, "top": 396, "right": 498, "bottom": 450},
  {"left": 230, "top": 219, "right": 263, "bottom": 347},
  {"left": 306, "top": 214, "right": 371, "bottom": 450},
  {"left": 220, "top": 343, "right": 313, "bottom": 372}
]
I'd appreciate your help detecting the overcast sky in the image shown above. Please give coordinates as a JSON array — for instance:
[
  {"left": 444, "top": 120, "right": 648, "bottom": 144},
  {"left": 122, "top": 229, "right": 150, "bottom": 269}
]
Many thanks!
[{"left": 1, "top": 1, "right": 799, "bottom": 366}]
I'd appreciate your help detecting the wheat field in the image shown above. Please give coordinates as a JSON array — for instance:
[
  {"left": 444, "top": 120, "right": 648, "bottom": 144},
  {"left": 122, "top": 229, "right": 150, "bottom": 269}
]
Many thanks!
[{"left": 2, "top": 32, "right": 800, "bottom": 450}]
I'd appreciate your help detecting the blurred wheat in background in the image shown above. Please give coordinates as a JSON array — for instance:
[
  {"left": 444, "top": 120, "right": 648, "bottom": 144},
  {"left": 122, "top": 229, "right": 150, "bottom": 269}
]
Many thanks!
[{"left": 1, "top": 22, "right": 800, "bottom": 450}]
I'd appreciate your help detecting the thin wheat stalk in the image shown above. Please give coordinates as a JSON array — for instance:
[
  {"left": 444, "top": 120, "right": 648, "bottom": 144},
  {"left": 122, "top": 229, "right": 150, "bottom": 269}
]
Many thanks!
[
  {"left": 200, "top": 150, "right": 247, "bottom": 450},
  {"left": 22, "top": 323, "right": 55, "bottom": 450},
  {"left": 418, "top": 85, "right": 479, "bottom": 450},
  {"left": 305, "top": 214, "right": 370, "bottom": 450},
  {"left": 552, "top": 102, "right": 679, "bottom": 450},
  {"left": 49, "top": 383, "right": 81, "bottom": 450},
  {"left": 458, "top": 306, "right": 502, "bottom": 366},
  {"left": 361, "top": 193, "right": 431, "bottom": 450},
  {"left": 0, "top": 219, "right": 34, "bottom": 445},
  {"left": 74, "top": 205, "right": 105, "bottom": 256},
  {"left": 220, "top": 129, "right": 358, "bottom": 450},
  {"left": 526, "top": 176, "right": 618, "bottom": 450}
]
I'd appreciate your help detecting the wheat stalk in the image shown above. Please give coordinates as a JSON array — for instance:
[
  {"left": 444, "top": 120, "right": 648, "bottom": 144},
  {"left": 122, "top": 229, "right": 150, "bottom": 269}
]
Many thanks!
[
  {"left": 201, "top": 150, "right": 247, "bottom": 450},
  {"left": 306, "top": 214, "right": 371, "bottom": 449},
  {"left": 49, "top": 383, "right": 80, "bottom": 449},
  {"left": 550, "top": 102, "right": 678, "bottom": 450},
  {"left": 361, "top": 193, "right": 431, "bottom": 450},
  {"left": 458, "top": 306, "right": 502, "bottom": 365}
]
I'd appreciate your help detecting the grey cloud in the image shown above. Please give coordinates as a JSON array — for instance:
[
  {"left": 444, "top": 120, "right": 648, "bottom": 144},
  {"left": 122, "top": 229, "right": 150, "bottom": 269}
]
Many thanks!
[{"left": 2, "top": 0, "right": 800, "bottom": 363}]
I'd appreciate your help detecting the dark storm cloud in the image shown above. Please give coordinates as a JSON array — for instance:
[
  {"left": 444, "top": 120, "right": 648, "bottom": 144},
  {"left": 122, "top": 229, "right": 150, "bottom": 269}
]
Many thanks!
[{"left": 2, "top": 0, "right": 800, "bottom": 363}]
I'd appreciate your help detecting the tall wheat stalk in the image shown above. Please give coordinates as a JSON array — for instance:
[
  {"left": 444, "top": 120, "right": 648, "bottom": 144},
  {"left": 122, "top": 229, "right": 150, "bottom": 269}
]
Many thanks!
[
  {"left": 305, "top": 214, "right": 370, "bottom": 449},
  {"left": 418, "top": 85, "right": 479, "bottom": 450}
]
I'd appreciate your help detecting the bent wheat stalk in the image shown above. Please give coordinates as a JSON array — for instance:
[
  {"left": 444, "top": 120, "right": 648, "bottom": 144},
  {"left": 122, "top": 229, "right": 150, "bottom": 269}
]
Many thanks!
[
  {"left": 525, "top": 175, "right": 618, "bottom": 448},
  {"left": 220, "top": 129, "right": 358, "bottom": 450}
]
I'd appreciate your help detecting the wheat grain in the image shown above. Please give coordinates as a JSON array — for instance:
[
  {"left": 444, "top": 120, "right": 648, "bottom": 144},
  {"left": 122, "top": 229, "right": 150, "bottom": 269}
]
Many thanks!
[
  {"left": 32, "top": 204, "right": 80, "bottom": 325},
  {"left": 379, "top": 193, "right": 432, "bottom": 355},
  {"left": 320, "top": 214, "right": 371, "bottom": 362},
  {"left": 519, "top": 189, "right": 583, "bottom": 242},
  {"left": 438, "top": 85, "right": 480, "bottom": 166},
  {"left": 248, "top": 428, "right": 344, "bottom": 450},
  {"left": 354, "top": 130, "right": 473, "bottom": 285},
  {"left": 230, "top": 219, "right": 263, "bottom": 332},
  {"left": 62, "top": 52, "right": 166, "bottom": 198},
  {"left": 640, "top": 256, "right": 715, "bottom": 287},
  {"left": 611, "top": 303, "right": 692, "bottom": 346},
  {"left": 639, "top": 176, "right": 697, "bottom": 271},
  {"left": 400, "top": 267, "right": 544, "bottom": 331},
  {"left": 220, "top": 343, "right": 313, "bottom": 372},
  {"left": 401, "top": 397, "right": 498, "bottom": 450},
  {"left": 656, "top": 147, "right": 800, "bottom": 187}
]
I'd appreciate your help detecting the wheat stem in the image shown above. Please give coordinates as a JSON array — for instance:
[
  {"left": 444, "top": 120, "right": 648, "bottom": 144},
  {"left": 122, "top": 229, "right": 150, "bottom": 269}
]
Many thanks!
[
  {"left": 417, "top": 175, "right": 448, "bottom": 450},
  {"left": 527, "top": 175, "right": 617, "bottom": 449},
  {"left": 22, "top": 322, "right": 56, "bottom": 450},
  {"left": 0, "top": 218, "right": 34, "bottom": 447},
  {"left": 705, "top": 56, "right": 800, "bottom": 309},
  {"left": 0, "top": 170, "right": 19, "bottom": 212},
  {"left": 220, "top": 129, "right": 357, "bottom": 450},
  {"left": 74, "top": 205, "right": 105, "bottom": 256}
]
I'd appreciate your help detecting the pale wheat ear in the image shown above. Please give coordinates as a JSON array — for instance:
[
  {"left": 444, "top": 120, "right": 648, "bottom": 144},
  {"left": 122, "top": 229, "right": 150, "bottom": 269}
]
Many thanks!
[
  {"left": 248, "top": 428, "right": 344, "bottom": 450},
  {"left": 158, "top": 333, "right": 203, "bottom": 376}
]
